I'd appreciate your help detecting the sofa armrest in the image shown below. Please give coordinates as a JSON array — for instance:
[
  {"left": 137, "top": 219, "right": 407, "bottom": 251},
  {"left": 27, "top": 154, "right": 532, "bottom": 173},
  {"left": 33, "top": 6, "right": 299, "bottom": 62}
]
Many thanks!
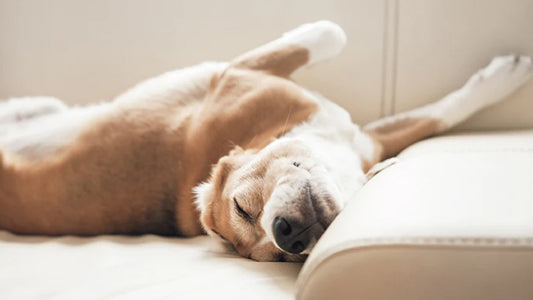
[{"left": 297, "top": 130, "right": 533, "bottom": 300}]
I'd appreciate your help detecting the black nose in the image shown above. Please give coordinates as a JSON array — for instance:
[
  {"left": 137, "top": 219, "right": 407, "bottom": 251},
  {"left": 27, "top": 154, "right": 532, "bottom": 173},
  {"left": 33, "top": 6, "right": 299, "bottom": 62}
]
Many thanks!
[{"left": 273, "top": 216, "right": 311, "bottom": 254}]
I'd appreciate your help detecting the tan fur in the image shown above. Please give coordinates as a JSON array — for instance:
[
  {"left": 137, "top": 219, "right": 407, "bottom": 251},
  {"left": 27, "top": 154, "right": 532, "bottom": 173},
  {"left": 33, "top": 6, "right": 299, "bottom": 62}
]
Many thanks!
[
  {"left": 365, "top": 117, "right": 444, "bottom": 162},
  {"left": 198, "top": 113, "right": 448, "bottom": 260},
  {"left": 0, "top": 24, "right": 471, "bottom": 262},
  {"left": 200, "top": 142, "right": 311, "bottom": 261},
  {"left": 232, "top": 45, "right": 310, "bottom": 77},
  {"left": 0, "top": 43, "right": 317, "bottom": 237}
]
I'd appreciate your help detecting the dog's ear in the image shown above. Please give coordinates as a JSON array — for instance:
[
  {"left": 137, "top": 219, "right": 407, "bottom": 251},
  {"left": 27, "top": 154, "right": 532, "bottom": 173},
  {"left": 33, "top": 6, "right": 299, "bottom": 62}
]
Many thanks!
[
  {"left": 194, "top": 146, "right": 259, "bottom": 230},
  {"left": 212, "top": 156, "right": 235, "bottom": 190},
  {"left": 193, "top": 155, "right": 235, "bottom": 213},
  {"left": 194, "top": 155, "right": 237, "bottom": 233}
]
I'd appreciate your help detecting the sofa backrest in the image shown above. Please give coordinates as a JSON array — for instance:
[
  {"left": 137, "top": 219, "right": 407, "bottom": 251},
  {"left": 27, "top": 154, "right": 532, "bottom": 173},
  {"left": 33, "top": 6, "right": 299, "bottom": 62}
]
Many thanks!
[{"left": 1, "top": 0, "right": 531, "bottom": 129}]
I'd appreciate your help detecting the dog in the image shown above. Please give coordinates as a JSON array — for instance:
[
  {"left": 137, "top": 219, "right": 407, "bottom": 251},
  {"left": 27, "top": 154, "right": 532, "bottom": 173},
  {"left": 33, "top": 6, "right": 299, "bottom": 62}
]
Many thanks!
[{"left": 0, "top": 21, "right": 531, "bottom": 261}]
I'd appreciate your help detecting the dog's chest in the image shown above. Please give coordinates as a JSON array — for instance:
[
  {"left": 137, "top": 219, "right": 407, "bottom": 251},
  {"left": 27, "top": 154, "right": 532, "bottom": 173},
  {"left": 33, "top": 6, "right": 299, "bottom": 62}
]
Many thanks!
[{"left": 284, "top": 91, "right": 373, "bottom": 202}]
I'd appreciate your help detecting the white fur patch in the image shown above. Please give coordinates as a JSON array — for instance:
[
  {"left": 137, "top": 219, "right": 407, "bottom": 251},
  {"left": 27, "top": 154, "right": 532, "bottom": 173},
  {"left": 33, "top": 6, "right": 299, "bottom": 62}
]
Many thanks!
[
  {"left": 0, "top": 99, "right": 110, "bottom": 161},
  {"left": 0, "top": 96, "right": 67, "bottom": 125},
  {"left": 262, "top": 20, "right": 347, "bottom": 67},
  {"left": 436, "top": 54, "right": 532, "bottom": 127},
  {"left": 285, "top": 90, "right": 369, "bottom": 203}
]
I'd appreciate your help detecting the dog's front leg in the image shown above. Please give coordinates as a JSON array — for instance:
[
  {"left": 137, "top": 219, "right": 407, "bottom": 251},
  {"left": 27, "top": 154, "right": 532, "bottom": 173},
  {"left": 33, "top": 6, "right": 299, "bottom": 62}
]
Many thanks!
[
  {"left": 232, "top": 20, "right": 347, "bottom": 77},
  {"left": 364, "top": 55, "right": 532, "bottom": 160}
]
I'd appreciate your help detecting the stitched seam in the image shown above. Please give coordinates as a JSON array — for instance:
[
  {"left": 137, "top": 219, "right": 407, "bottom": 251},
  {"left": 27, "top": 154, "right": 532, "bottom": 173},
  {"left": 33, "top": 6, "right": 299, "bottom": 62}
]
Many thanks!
[
  {"left": 403, "top": 148, "right": 533, "bottom": 153},
  {"left": 398, "top": 148, "right": 533, "bottom": 161},
  {"left": 325, "top": 236, "right": 533, "bottom": 248},
  {"left": 296, "top": 236, "right": 533, "bottom": 298}
]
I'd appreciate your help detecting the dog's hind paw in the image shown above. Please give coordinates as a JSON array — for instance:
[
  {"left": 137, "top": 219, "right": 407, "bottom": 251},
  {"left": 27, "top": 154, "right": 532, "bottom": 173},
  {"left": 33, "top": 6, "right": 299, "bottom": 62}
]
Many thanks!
[{"left": 465, "top": 54, "right": 532, "bottom": 106}]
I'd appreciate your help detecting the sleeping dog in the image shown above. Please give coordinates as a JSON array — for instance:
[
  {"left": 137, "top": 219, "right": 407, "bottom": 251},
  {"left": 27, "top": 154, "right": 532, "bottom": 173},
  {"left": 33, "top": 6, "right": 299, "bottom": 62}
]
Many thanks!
[{"left": 0, "top": 21, "right": 531, "bottom": 261}]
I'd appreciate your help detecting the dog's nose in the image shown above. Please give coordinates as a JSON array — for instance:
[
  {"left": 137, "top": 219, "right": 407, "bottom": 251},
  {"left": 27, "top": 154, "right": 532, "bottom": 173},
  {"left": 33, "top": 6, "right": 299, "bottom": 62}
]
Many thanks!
[{"left": 273, "top": 216, "right": 311, "bottom": 254}]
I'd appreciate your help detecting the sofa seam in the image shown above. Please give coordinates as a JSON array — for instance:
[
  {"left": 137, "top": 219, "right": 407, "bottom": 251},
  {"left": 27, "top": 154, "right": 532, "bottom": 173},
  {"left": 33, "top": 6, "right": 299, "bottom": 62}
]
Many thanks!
[
  {"left": 397, "top": 147, "right": 533, "bottom": 160},
  {"left": 402, "top": 147, "right": 533, "bottom": 153},
  {"left": 296, "top": 236, "right": 533, "bottom": 299}
]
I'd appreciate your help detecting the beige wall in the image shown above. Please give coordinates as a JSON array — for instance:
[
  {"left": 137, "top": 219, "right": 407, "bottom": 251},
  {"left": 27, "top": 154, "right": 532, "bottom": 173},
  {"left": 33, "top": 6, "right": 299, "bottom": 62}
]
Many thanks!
[
  {"left": 1, "top": 0, "right": 532, "bottom": 129},
  {"left": 394, "top": 0, "right": 533, "bottom": 130}
]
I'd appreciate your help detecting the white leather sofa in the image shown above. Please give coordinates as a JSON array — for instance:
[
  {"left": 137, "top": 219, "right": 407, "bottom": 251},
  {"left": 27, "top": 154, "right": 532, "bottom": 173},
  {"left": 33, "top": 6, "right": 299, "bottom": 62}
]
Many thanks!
[{"left": 1, "top": 1, "right": 532, "bottom": 299}]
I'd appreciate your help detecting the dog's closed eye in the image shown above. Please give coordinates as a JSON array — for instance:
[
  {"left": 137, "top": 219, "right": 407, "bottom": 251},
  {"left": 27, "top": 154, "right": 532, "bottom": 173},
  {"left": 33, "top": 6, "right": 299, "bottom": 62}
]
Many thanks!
[
  {"left": 293, "top": 162, "right": 301, "bottom": 167},
  {"left": 233, "top": 197, "right": 254, "bottom": 223}
]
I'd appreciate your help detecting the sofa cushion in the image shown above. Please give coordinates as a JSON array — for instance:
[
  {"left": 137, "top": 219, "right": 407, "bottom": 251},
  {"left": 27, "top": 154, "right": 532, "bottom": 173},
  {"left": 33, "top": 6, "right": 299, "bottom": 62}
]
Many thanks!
[
  {"left": 0, "top": 233, "right": 301, "bottom": 299},
  {"left": 297, "top": 130, "right": 533, "bottom": 300}
]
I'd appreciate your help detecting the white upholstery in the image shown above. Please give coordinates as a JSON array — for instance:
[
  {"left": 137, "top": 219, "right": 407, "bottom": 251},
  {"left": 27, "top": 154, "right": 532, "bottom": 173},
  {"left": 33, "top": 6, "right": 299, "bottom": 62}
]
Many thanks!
[
  {"left": 0, "top": 233, "right": 300, "bottom": 299},
  {"left": 297, "top": 130, "right": 533, "bottom": 300}
]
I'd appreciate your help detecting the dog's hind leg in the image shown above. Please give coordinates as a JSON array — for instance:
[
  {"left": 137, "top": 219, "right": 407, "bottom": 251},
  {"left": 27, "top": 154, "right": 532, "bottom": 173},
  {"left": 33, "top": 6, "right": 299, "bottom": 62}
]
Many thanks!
[{"left": 364, "top": 55, "right": 532, "bottom": 161}]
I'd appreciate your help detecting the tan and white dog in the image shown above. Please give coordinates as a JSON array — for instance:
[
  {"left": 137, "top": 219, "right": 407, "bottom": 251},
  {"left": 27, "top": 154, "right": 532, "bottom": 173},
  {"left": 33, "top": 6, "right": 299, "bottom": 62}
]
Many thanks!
[{"left": 0, "top": 21, "right": 531, "bottom": 261}]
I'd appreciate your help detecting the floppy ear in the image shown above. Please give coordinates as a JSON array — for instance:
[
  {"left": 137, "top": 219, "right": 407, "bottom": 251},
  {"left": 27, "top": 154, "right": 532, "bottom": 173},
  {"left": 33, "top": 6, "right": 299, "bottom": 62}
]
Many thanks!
[
  {"left": 194, "top": 145, "right": 259, "bottom": 213},
  {"left": 231, "top": 21, "right": 346, "bottom": 77},
  {"left": 193, "top": 156, "right": 235, "bottom": 213}
]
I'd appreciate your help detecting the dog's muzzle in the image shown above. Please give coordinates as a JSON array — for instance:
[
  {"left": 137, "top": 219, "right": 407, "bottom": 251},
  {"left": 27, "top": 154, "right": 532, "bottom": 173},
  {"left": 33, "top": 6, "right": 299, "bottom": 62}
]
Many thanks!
[
  {"left": 271, "top": 181, "right": 331, "bottom": 254},
  {"left": 272, "top": 216, "right": 323, "bottom": 254}
]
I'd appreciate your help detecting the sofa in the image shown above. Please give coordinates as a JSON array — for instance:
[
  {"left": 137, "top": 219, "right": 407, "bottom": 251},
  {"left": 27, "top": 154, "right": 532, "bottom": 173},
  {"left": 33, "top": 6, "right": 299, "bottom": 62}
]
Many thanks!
[{"left": 1, "top": 1, "right": 532, "bottom": 299}]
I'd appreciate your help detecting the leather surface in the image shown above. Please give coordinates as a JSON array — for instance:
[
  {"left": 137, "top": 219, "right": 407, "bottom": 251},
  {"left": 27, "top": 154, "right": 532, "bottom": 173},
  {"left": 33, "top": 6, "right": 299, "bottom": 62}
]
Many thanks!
[{"left": 297, "top": 130, "right": 533, "bottom": 300}]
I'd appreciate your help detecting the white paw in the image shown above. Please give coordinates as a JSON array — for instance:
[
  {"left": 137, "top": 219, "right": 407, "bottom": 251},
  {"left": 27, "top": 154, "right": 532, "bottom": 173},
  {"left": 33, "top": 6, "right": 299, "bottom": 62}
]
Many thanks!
[
  {"left": 280, "top": 20, "right": 347, "bottom": 66},
  {"left": 465, "top": 54, "right": 532, "bottom": 106}
]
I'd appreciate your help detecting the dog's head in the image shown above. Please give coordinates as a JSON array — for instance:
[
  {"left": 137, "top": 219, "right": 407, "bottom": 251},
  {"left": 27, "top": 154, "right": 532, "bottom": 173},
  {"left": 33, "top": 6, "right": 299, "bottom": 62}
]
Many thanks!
[
  {"left": 194, "top": 138, "right": 343, "bottom": 261},
  {"left": 193, "top": 21, "right": 347, "bottom": 261}
]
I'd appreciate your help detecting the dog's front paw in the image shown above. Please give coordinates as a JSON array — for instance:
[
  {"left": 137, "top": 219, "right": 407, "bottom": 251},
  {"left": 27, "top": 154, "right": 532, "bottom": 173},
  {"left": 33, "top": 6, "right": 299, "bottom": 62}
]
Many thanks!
[{"left": 465, "top": 54, "right": 532, "bottom": 106}]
